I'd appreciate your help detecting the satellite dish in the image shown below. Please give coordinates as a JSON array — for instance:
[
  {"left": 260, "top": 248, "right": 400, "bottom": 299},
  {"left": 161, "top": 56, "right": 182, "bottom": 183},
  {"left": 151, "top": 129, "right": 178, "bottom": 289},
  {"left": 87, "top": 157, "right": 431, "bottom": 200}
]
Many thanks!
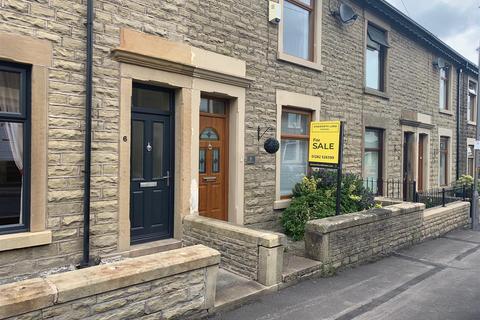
[
  {"left": 433, "top": 57, "right": 447, "bottom": 69},
  {"left": 336, "top": 3, "right": 358, "bottom": 24}
]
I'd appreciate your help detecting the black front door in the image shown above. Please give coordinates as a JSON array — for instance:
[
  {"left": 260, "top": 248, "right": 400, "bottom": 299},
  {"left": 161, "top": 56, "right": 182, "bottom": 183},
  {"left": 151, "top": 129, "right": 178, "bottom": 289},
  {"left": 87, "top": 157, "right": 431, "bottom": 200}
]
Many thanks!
[{"left": 130, "top": 84, "right": 174, "bottom": 244}]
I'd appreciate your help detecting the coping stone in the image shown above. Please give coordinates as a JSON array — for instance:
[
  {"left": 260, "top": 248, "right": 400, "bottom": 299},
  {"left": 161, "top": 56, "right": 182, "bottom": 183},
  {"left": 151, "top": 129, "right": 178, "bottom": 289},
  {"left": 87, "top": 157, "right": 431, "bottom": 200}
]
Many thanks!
[{"left": 184, "top": 215, "right": 286, "bottom": 248}]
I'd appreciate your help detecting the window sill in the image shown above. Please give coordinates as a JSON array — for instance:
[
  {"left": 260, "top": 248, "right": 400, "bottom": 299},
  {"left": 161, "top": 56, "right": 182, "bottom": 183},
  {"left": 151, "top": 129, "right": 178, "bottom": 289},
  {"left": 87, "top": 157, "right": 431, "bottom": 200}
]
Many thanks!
[
  {"left": 439, "top": 109, "right": 453, "bottom": 116},
  {"left": 364, "top": 87, "right": 390, "bottom": 100},
  {"left": 274, "top": 199, "right": 291, "bottom": 210},
  {"left": 0, "top": 230, "right": 52, "bottom": 252},
  {"left": 277, "top": 52, "right": 324, "bottom": 72},
  {"left": 468, "top": 121, "right": 477, "bottom": 126}
]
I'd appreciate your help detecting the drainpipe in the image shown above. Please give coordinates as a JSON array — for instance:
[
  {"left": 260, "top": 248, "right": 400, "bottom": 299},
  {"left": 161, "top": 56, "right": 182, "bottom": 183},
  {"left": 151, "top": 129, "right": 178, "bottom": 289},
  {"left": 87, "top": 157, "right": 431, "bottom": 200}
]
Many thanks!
[
  {"left": 456, "top": 67, "right": 462, "bottom": 181},
  {"left": 80, "top": 0, "right": 93, "bottom": 267}
]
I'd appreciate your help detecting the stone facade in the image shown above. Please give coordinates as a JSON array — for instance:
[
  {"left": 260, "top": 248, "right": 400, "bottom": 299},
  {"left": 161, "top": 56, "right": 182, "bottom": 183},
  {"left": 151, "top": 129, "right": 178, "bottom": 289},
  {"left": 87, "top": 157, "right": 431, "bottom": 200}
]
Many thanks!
[
  {"left": 0, "top": 0, "right": 477, "bottom": 281},
  {"left": 0, "top": 245, "right": 220, "bottom": 320},
  {"left": 305, "top": 201, "right": 471, "bottom": 269}
]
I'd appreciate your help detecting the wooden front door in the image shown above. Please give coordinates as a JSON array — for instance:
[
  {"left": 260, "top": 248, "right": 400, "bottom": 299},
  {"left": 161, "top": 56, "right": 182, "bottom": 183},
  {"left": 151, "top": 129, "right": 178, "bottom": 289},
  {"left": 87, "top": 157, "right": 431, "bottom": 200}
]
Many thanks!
[
  {"left": 198, "top": 98, "right": 228, "bottom": 221},
  {"left": 130, "top": 84, "right": 174, "bottom": 244}
]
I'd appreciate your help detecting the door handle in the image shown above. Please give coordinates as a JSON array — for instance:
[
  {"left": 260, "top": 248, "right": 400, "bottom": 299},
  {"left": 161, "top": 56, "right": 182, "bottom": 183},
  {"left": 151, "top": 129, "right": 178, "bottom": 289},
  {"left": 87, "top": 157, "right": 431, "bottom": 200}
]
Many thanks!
[
  {"left": 160, "top": 170, "right": 170, "bottom": 186},
  {"left": 203, "top": 176, "right": 217, "bottom": 181}
]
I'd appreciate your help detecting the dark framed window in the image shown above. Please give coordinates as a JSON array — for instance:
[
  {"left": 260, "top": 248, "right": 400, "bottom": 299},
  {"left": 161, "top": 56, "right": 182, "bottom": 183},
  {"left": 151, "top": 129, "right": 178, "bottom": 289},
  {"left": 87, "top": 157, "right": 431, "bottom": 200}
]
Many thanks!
[
  {"left": 280, "top": 108, "right": 311, "bottom": 198},
  {"left": 0, "top": 61, "right": 31, "bottom": 234},
  {"left": 439, "top": 68, "right": 450, "bottom": 110},
  {"left": 468, "top": 80, "right": 477, "bottom": 122},
  {"left": 366, "top": 24, "right": 388, "bottom": 92},
  {"left": 283, "top": 0, "right": 315, "bottom": 61},
  {"left": 363, "top": 128, "right": 384, "bottom": 194},
  {"left": 439, "top": 137, "right": 449, "bottom": 186}
]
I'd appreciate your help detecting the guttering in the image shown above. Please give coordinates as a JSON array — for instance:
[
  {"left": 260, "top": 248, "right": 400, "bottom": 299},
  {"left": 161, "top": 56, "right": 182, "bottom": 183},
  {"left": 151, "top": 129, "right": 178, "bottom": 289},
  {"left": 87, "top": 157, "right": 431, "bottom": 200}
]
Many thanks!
[
  {"left": 80, "top": 0, "right": 93, "bottom": 267},
  {"left": 456, "top": 68, "right": 463, "bottom": 180}
]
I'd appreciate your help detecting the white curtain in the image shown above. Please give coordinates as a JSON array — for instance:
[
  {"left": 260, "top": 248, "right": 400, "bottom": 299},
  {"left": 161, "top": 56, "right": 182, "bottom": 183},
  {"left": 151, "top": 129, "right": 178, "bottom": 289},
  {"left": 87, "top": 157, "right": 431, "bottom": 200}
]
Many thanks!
[{"left": 0, "top": 70, "right": 23, "bottom": 222}]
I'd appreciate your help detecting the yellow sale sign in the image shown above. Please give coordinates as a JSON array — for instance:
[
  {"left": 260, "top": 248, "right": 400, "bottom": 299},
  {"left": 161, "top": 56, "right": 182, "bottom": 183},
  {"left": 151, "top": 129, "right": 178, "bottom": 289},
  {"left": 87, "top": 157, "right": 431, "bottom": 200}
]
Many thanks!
[{"left": 309, "top": 121, "right": 341, "bottom": 165}]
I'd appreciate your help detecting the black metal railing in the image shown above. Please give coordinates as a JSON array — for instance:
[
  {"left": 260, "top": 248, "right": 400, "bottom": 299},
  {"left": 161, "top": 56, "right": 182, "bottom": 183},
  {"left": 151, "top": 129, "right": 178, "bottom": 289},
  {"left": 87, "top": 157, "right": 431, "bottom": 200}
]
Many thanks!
[
  {"left": 363, "top": 178, "right": 417, "bottom": 201},
  {"left": 417, "top": 184, "right": 472, "bottom": 209},
  {"left": 364, "top": 178, "right": 472, "bottom": 209}
]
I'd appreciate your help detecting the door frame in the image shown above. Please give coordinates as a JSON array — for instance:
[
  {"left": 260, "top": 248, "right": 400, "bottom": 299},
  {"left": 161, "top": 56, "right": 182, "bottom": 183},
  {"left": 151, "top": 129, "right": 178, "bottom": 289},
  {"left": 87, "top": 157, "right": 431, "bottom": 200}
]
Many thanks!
[
  {"left": 417, "top": 133, "right": 427, "bottom": 192},
  {"left": 198, "top": 107, "right": 230, "bottom": 221},
  {"left": 130, "top": 83, "right": 175, "bottom": 244}
]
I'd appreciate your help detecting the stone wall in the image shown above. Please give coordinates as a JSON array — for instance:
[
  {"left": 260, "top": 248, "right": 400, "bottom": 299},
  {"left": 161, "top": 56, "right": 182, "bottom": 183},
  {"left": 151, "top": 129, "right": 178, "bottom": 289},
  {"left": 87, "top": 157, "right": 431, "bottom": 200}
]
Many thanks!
[
  {"left": 421, "top": 202, "right": 471, "bottom": 240},
  {"left": 0, "top": 245, "right": 220, "bottom": 320},
  {"left": 305, "top": 201, "right": 470, "bottom": 269},
  {"left": 183, "top": 215, "right": 285, "bottom": 286}
]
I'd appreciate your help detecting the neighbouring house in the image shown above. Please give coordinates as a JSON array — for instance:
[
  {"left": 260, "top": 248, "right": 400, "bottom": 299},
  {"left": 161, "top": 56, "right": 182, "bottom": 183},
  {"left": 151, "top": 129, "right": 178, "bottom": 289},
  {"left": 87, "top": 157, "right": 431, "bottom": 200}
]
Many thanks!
[{"left": 0, "top": 0, "right": 478, "bottom": 292}]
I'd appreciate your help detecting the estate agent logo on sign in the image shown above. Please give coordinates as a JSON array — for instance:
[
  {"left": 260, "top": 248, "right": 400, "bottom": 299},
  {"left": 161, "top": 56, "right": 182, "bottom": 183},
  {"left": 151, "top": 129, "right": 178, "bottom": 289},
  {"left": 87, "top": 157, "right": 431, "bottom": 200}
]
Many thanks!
[{"left": 309, "top": 121, "right": 341, "bottom": 165}]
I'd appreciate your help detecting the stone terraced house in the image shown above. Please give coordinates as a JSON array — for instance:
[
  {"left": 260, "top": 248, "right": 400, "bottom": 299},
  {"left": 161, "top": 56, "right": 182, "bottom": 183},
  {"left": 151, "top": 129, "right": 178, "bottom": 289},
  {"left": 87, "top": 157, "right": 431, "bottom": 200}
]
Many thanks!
[{"left": 0, "top": 0, "right": 478, "bottom": 288}]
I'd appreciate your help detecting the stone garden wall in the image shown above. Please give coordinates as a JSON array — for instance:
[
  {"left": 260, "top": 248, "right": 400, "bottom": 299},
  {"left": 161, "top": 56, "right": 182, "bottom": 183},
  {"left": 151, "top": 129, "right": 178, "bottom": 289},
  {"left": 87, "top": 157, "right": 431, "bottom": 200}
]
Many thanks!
[
  {"left": 0, "top": 245, "right": 219, "bottom": 320},
  {"left": 183, "top": 215, "right": 285, "bottom": 286},
  {"left": 305, "top": 201, "right": 470, "bottom": 269}
]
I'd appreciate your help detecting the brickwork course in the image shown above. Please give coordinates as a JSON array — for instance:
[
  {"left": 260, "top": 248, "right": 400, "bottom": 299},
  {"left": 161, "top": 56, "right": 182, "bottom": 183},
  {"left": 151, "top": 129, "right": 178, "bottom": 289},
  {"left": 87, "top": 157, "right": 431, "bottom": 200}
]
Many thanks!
[{"left": 0, "top": 0, "right": 478, "bottom": 281}]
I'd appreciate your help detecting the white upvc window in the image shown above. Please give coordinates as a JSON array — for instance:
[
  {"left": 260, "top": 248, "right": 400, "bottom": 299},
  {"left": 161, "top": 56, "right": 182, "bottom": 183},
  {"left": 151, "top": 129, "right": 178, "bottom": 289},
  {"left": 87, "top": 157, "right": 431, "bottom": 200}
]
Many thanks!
[{"left": 468, "top": 79, "right": 478, "bottom": 124}]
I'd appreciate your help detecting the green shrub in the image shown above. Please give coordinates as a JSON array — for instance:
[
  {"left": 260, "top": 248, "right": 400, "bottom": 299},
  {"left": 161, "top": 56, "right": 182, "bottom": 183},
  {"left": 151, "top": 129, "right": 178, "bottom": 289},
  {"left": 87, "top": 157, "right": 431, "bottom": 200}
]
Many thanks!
[{"left": 281, "top": 170, "right": 375, "bottom": 240}]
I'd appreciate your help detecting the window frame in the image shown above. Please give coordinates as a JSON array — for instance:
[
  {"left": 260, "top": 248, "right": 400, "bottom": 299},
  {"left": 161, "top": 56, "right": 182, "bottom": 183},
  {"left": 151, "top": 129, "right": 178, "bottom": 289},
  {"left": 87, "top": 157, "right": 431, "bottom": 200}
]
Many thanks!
[
  {"left": 468, "top": 78, "right": 478, "bottom": 124},
  {"left": 365, "top": 24, "right": 387, "bottom": 93},
  {"left": 283, "top": 0, "right": 315, "bottom": 61},
  {"left": 0, "top": 60, "right": 31, "bottom": 235},
  {"left": 439, "top": 136, "right": 449, "bottom": 186},
  {"left": 363, "top": 127, "right": 384, "bottom": 194},
  {"left": 277, "top": 0, "right": 323, "bottom": 71},
  {"left": 467, "top": 144, "right": 474, "bottom": 177},
  {"left": 439, "top": 68, "right": 450, "bottom": 111},
  {"left": 363, "top": 14, "right": 390, "bottom": 99},
  {"left": 280, "top": 107, "right": 312, "bottom": 199}
]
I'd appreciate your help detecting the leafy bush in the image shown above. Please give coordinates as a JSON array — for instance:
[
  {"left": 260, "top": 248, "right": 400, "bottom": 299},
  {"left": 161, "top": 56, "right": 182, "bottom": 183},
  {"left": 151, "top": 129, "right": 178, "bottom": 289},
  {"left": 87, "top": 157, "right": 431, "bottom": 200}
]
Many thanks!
[
  {"left": 281, "top": 170, "right": 376, "bottom": 240},
  {"left": 456, "top": 174, "right": 474, "bottom": 187}
]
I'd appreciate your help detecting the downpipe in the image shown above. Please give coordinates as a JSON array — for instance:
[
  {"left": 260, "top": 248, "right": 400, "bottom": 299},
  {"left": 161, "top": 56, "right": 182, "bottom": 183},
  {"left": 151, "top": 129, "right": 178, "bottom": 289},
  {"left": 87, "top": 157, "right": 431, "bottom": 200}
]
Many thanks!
[{"left": 80, "top": 0, "right": 94, "bottom": 267}]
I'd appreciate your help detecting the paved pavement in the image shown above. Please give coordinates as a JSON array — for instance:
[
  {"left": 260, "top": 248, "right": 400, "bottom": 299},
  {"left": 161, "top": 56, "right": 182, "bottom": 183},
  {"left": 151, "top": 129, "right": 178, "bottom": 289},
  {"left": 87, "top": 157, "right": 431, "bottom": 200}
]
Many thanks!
[{"left": 211, "top": 229, "right": 480, "bottom": 320}]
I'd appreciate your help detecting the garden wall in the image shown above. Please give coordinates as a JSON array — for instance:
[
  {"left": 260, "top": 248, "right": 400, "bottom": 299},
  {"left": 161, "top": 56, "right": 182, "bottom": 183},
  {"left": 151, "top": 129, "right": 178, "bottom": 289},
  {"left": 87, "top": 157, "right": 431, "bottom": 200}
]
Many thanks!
[
  {"left": 183, "top": 215, "right": 285, "bottom": 286},
  {"left": 0, "top": 245, "right": 219, "bottom": 320},
  {"left": 305, "top": 201, "right": 470, "bottom": 269}
]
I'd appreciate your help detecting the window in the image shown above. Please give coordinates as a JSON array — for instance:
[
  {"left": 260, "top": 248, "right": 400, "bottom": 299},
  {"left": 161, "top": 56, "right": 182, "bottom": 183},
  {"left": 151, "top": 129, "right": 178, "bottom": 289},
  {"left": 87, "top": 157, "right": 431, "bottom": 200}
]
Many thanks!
[
  {"left": 280, "top": 109, "right": 311, "bottom": 197},
  {"left": 468, "top": 80, "right": 477, "bottom": 123},
  {"left": 467, "top": 145, "right": 474, "bottom": 177},
  {"left": 439, "top": 68, "right": 450, "bottom": 110},
  {"left": 278, "top": 0, "right": 322, "bottom": 71},
  {"left": 366, "top": 24, "right": 388, "bottom": 92},
  {"left": 200, "top": 97, "right": 226, "bottom": 115},
  {"left": 363, "top": 128, "right": 383, "bottom": 194},
  {"left": 283, "top": 0, "right": 315, "bottom": 61},
  {"left": 439, "top": 137, "right": 449, "bottom": 186},
  {"left": 0, "top": 62, "right": 30, "bottom": 234}
]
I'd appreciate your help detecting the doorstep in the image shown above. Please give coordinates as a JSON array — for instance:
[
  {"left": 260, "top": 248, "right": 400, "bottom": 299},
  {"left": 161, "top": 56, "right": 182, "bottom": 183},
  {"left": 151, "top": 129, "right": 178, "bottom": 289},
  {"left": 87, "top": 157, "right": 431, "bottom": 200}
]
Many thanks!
[{"left": 102, "top": 238, "right": 182, "bottom": 260}]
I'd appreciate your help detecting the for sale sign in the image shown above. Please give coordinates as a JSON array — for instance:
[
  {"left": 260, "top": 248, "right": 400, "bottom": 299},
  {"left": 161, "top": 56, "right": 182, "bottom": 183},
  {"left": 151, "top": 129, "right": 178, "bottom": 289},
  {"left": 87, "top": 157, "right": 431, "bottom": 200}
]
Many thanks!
[{"left": 308, "top": 121, "right": 342, "bottom": 165}]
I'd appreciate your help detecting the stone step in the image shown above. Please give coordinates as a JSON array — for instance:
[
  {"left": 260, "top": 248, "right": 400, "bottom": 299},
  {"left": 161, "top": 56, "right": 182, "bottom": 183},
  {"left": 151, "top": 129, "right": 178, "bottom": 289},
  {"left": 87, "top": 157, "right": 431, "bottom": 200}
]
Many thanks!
[
  {"left": 282, "top": 254, "right": 323, "bottom": 285},
  {"left": 102, "top": 238, "right": 182, "bottom": 261},
  {"left": 212, "top": 269, "right": 274, "bottom": 314}
]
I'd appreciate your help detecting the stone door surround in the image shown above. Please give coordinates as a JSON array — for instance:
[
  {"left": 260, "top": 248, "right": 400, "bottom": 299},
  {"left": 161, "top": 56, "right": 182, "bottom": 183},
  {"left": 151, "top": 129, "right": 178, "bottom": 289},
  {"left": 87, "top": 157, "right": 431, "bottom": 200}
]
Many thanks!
[{"left": 113, "top": 29, "right": 252, "bottom": 251}]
